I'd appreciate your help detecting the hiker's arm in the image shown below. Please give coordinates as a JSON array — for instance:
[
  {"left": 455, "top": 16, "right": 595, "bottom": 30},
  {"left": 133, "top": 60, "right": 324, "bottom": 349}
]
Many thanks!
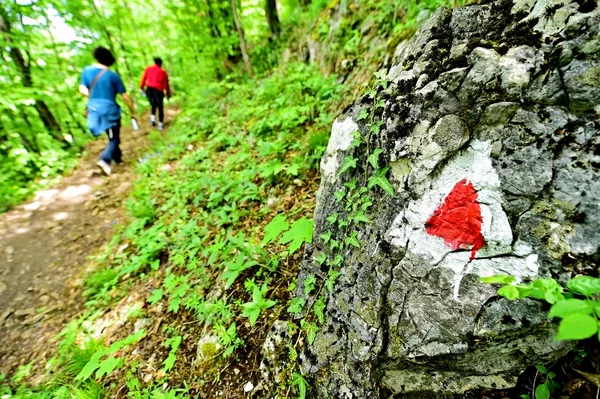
[
  {"left": 121, "top": 93, "right": 136, "bottom": 118},
  {"left": 139, "top": 69, "right": 146, "bottom": 90},
  {"left": 165, "top": 75, "right": 171, "bottom": 99},
  {"left": 79, "top": 84, "right": 89, "bottom": 97}
]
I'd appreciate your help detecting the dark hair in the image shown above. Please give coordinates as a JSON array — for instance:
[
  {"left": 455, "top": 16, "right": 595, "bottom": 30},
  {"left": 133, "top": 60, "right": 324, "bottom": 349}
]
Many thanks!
[
  {"left": 93, "top": 46, "right": 115, "bottom": 66},
  {"left": 154, "top": 57, "right": 163, "bottom": 66}
]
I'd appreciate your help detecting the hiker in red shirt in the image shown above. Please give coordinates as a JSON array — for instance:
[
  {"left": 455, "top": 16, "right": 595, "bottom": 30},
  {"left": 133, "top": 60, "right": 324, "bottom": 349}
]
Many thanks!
[{"left": 139, "top": 57, "right": 170, "bottom": 131}]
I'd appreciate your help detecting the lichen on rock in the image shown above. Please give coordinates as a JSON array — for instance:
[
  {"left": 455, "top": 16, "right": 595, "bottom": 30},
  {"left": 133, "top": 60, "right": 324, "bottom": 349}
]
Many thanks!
[{"left": 295, "top": 0, "right": 600, "bottom": 396}]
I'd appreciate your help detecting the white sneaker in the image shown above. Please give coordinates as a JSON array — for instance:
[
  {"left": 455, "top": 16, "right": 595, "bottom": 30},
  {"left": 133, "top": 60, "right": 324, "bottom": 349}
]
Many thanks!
[
  {"left": 97, "top": 160, "right": 111, "bottom": 176},
  {"left": 158, "top": 122, "right": 164, "bottom": 131}
]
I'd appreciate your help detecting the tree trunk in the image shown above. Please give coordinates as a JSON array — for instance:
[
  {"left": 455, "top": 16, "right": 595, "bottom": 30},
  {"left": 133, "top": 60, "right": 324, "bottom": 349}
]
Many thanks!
[
  {"left": 0, "top": 10, "right": 67, "bottom": 146},
  {"left": 264, "top": 0, "right": 280, "bottom": 39},
  {"left": 231, "top": 0, "right": 254, "bottom": 77}
]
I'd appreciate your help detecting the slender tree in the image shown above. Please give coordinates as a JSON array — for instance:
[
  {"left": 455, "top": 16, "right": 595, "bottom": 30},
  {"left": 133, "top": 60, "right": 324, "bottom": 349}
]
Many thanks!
[{"left": 231, "top": 0, "right": 254, "bottom": 77}]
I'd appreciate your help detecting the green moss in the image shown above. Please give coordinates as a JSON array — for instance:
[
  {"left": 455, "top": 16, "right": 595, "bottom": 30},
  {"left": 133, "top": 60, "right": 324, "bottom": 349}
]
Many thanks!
[
  {"left": 390, "top": 157, "right": 412, "bottom": 181},
  {"left": 584, "top": 65, "right": 600, "bottom": 88}
]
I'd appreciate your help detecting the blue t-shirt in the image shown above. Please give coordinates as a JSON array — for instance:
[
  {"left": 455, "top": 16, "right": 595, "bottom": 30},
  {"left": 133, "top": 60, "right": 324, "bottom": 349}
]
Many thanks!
[{"left": 80, "top": 66, "right": 126, "bottom": 101}]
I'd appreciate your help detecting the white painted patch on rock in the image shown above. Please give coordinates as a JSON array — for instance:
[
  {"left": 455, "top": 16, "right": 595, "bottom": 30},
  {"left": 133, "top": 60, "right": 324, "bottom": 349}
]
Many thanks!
[
  {"left": 320, "top": 117, "right": 358, "bottom": 184},
  {"left": 386, "top": 140, "right": 539, "bottom": 298}
]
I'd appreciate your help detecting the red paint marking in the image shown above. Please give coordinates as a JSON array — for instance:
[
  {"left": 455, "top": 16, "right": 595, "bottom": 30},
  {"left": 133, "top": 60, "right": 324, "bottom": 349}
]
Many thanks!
[{"left": 425, "top": 179, "right": 486, "bottom": 260}]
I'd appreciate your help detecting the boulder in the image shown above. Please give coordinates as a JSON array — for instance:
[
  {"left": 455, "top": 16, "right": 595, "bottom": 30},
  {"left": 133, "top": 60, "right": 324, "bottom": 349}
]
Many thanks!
[{"left": 296, "top": 0, "right": 600, "bottom": 396}]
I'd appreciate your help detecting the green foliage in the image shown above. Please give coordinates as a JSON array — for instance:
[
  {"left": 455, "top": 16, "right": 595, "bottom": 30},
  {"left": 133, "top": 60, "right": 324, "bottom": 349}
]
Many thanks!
[
  {"left": 241, "top": 284, "right": 277, "bottom": 326},
  {"left": 76, "top": 330, "right": 146, "bottom": 381},
  {"left": 279, "top": 217, "right": 314, "bottom": 254},
  {"left": 483, "top": 275, "right": 600, "bottom": 341},
  {"left": 162, "top": 336, "right": 182, "bottom": 372}
]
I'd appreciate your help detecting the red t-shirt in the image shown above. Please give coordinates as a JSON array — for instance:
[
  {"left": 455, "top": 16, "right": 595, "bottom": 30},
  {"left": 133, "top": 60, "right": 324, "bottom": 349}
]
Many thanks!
[{"left": 140, "top": 65, "right": 170, "bottom": 96}]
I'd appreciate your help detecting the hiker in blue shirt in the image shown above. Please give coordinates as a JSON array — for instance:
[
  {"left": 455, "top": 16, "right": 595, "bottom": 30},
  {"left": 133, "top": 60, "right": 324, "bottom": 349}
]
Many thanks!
[{"left": 79, "top": 47, "right": 137, "bottom": 176}]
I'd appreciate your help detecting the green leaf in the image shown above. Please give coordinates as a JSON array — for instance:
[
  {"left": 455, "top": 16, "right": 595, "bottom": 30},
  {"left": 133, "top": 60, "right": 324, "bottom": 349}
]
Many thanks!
[
  {"left": 263, "top": 214, "right": 289, "bottom": 244},
  {"left": 320, "top": 230, "right": 332, "bottom": 244},
  {"left": 567, "top": 276, "right": 600, "bottom": 297},
  {"left": 368, "top": 167, "right": 394, "bottom": 197},
  {"left": 76, "top": 351, "right": 104, "bottom": 381},
  {"left": 535, "top": 365, "right": 548, "bottom": 374},
  {"left": 334, "top": 189, "right": 346, "bottom": 202},
  {"left": 332, "top": 254, "right": 344, "bottom": 266},
  {"left": 544, "top": 290, "right": 565, "bottom": 304},
  {"left": 356, "top": 109, "right": 369, "bottom": 121},
  {"left": 241, "top": 303, "right": 261, "bottom": 326},
  {"left": 498, "top": 285, "right": 519, "bottom": 300},
  {"left": 314, "top": 297, "right": 326, "bottom": 324},
  {"left": 344, "top": 232, "right": 360, "bottom": 248},
  {"left": 535, "top": 383, "right": 550, "bottom": 399},
  {"left": 279, "top": 217, "right": 314, "bottom": 254},
  {"left": 480, "top": 275, "right": 517, "bottom": 284},
  {"left": 555, "top": 314, "right": 598, "bottom": 341},
  {"left": 291, "top": 372, "right": 307, "bottom": 399},
  {"left": 326, "top": 270, "right": 341, "bottom": 293},
  {"left": 353, "top": 212, "right": 371, "bottom": 224},
  {"left": 288, "top": 297, "right": 306, "bottom": 315},
  {"left": 307, "top": 322, "right": 319, "bottom": 345},
  {"left": 367, "top": 149, "right": 383, "bottom": 169},
  {"left": 316, "top": 253, "right": 327, "bottom": 265},
  {"left": 338, "top": 157, "right": 358, "bottom": 175},
  {"left": 344, "top": 178, "right": 357, "bottom": 191},
  {"left": 548, "top": 298, "right": 594, "bottom": 319},
  {"left": 95, "top": 356, "right": 122, "bottom": 379},
  {"left": 148, "top": 288, "right": 163, "bottom": 305},
  {"left": 326, "top": 212, "right": 338, "bottom": 225},
  {"left": 304, "top": 274, "right": 317, "bottom": 296}
]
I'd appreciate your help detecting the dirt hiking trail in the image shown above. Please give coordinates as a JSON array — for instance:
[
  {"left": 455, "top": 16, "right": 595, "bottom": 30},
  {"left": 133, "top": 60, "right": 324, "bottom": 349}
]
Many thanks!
[{"left": 0, "top": 108, "right": 178, "bottom": 378}]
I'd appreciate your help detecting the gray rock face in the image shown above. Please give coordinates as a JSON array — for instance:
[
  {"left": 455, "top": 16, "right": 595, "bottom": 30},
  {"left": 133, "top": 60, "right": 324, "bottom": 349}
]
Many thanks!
[{"left": 296, "top": 0, "right": 600, "bottom": 397}]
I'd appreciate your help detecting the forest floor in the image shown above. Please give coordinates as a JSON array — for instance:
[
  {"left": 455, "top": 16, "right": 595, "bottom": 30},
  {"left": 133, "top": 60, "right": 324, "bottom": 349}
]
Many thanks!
[{"left": 0, "top": 108, "right": 179, "bottom": 378}]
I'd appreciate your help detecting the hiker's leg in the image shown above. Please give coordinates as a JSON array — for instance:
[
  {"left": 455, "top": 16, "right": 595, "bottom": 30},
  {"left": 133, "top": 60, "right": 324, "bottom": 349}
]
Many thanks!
[
  {"left": 100, "top": 124, "right": 120, "bottom": 163},
  {"left": 158, "top": 92, "right": 164, "bottom": 123},
  {"left": 147, "top": 89, "right": 157, "bottom": 123},
  {"left": 111, "top": 125, "right": 122, "bottom": 163}
]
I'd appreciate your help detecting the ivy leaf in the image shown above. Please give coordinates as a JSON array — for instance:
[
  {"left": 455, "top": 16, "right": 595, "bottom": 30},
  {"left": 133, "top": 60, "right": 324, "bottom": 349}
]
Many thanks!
[
  {"left": 555, "top": 314, "right": 598, "bottom": 341},
  {"left": 314, "top": 297, "right": 326, "bottom": 324},
  {"left": 326, "top": 270, "right": 341, "bottom": 293},
  {"left": 356, "top": 109, "right": 368, "bottom": 121},
  {"left": 334, "top": 189, "right": 346, "bottom": 202},
  {"left": 263, "top": 214, "right": 289, "bottom": 244},
  {"left": 326, "top": 212, "right": 338, "bottom": 225},
  {"left": 338, "top": 157, "right": 358, "bottom": 175},
  {"left": 344, "top": 232, "right": 360, "bottom": 248},
  {"left": 279, "top": 217, "right": 314, "bottom": 254},
  {"left": 353, "top": 212, "right": 371, "bottom": 224},
  {"left": 291, "top": 372, "right": 307, "bottom": 399},
  {"left": 304, "top": 274, "right": 317, "bottom": 296},
  {"left": 344, "top": 178, "right": 358, "bottom": 191},
  {"left": 567, "top": 276, "right": 600, "bottom": 297},
  {"left": 288, "top": 297, "right": 306, "bottom": 315},
  {"left": 498, "top": 285, "right": 519, "bottom": 300},
  {"left": 307, "top": 322, "right": 319, "bottom": 345},
  {"left": 333, "top": 254, "right": 344, "bottom": 266},
  {"left": 316, "top": 253, "right": 327, "bottom": 265},
  {"left": 320, "top": 230, "right": 332, "bottom": 243},
  {"left": 367, "top": 167, "right": 394, "bottom": 196},
  {"left": 367, "top": 149, "right": 383, "bottom": 169}
]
